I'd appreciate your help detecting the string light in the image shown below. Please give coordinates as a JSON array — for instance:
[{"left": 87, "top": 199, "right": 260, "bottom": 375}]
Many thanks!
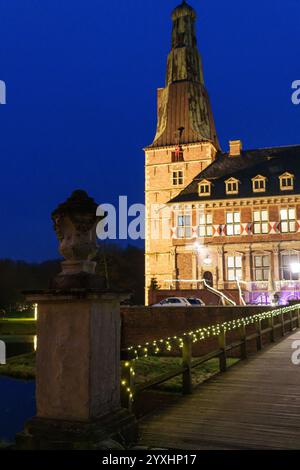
[{"left": 122, "top": 304, "right": 300, "bottom": 403}]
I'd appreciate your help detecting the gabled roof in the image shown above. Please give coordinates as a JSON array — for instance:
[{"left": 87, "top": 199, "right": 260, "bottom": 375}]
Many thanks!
[
  {"left": 225, "top": 177, "right": 240, "bottom": 183},
  {"left": 170, "top": 144, "right": 300, "bottom": 203},
  {"left": 251, "top": 174, "right": 267, "bottom": 181},
  {"left": 198, "top": 178, "right": 211, "bottom": 185}
]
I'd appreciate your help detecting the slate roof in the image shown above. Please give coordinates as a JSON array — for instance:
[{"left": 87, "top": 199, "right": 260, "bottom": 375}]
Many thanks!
[{"left": 170, "top": 144, "right": 300, "bottom": 203}]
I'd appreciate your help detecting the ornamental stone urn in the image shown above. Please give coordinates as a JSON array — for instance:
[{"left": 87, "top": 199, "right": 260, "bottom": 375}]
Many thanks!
[
  {"left": 51, "top": 189, "right": 105, "bottom": 289},
  {"left": 16, "top": 190, "right": 138, "bottom": 449}
]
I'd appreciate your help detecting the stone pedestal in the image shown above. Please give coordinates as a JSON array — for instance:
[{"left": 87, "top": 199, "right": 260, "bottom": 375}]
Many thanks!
[{"left": 16, "top": 289, "right": 138, "bottom": 450}]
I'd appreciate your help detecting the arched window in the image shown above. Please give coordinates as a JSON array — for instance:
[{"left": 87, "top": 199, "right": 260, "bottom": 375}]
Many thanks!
[
  {"left": 281, "top": 251, "right": 300, "bottom": 281},
  {"left": 203, "top": 271, "right": 213, "bottom": 288}
]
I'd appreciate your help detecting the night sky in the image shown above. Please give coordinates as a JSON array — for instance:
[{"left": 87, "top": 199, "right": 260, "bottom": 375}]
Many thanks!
[{"left": 0, "top": 0, "right": 299, "bottom": 261}]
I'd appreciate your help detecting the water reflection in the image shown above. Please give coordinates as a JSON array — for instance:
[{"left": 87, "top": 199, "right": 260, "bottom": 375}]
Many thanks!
[
  {"left": 0, "top": 376, "right": 35, "bottom": 442},
  {"left": 0, "top": 336, "right": 37, "bottom": 443}
]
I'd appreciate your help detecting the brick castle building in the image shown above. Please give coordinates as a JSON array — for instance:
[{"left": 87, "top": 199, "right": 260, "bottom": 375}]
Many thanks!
[{"left": 145, "top": 1, "right": 300, "bottom": 306}]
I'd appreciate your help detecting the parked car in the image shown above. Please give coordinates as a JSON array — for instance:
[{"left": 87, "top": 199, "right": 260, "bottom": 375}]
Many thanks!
[
  {"left": 152, "top": 297, "right": 190, "bottom": 307},
  {"left": 152, "top": 297, "right": 205, "bottom": 307},
  {"left": 187, "top": 297, "right": 205, "bottom": 306}
]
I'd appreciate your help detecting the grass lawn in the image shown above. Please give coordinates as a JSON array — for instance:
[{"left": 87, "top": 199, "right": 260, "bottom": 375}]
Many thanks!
[
  {"left": 0, "top": 352, "right": 238, "bottom": 391},
  {"left": 0, "top": 319, "right": 36, "bottom": 336},
  {"left": 0, "top": 352, "right": 35, "bottom": 380},
  {"left": 134, "top": 356, "right": 239, "bottom": 393}
]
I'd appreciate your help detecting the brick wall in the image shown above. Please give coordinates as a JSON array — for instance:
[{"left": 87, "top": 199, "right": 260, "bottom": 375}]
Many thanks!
[{"left": 121, "top": 305, "right": 276, "bottom": 356}]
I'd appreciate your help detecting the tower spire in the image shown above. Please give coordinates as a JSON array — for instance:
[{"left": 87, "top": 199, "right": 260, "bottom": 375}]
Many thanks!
[{"left": 149, "top": 1, "right": 219, "bottom": 150}]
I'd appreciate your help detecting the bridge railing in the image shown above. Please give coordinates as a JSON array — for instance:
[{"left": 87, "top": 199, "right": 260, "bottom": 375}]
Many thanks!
[{"left": 120, "top": 304, "right": 300, "bottom": 410}]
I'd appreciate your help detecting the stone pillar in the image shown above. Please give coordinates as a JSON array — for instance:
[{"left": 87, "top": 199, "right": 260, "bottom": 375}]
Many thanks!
[
  {"left": 16, "top": 191, "right": 137, "bottom": 449},
  {"left": 244, "top": 247, "right": 252, "bottom": 283},
  {"left": 192, "top": 252, "right": 197, "bottom": 289},
  {"left": 217, "top": 247, "right": 225, "bottom": 290},
  {"left": 17, "top": 290, "right": 137, "bottom": 450},
  {"left": 273, "top": 246, "right": 281, "bottom": 282},
  {"left": 171, "top": 246, "right": 177, "bottom": 290}
]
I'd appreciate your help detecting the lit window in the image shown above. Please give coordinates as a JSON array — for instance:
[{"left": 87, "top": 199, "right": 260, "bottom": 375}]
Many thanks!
[
  {"left": 198, "top": 213, "right": 213, "bottom": 237},
  {"left": 227, "top": 256, "right": 242, "bottom": 281},
  {"left": 172, "top": 171, "right": 184, "bottom": 186},
  {"left": 177, "top": 214, "right": 192, "bottom": 239},
  {"left": 281, "top": 252, "right": 300, "bottom": 281},
  {"left": 252, "top": 175, "right": 266, "bottom": 193},
  {"left": 280, "top": 208, "right": 296, "bottom": 233},
  {"left": 279, "top": 173, "right": 294, "bottom": 191},
  {"left": 225, "top": 178, "right": 239, "bottom": 195},
  {"left": 198, "top": 180, "right": 211, "bottom": 197},
  {"left": 253, "top": 255, "right": 270, "bottom": 281},
  {"left": 226, "top": 212, "right": 241, "bottom": 236},
  {"left": 253, "top": 210, "right": 269, "bottom": 234}
]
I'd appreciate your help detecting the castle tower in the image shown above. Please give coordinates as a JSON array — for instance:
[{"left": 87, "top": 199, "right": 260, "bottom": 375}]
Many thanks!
[{"left": 145, "top": 1, "right": 219, "bottom": 304}]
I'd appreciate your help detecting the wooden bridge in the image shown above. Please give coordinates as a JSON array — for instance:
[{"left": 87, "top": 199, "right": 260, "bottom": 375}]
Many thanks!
[
  {"left": 138, "top": 331, "right": 300, "bottom": 450},
  {"left": 121, "top": 305, "right": 300, "bottom": 450}
]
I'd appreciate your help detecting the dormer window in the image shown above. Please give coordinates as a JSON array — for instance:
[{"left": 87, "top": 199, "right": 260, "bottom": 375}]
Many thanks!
[
  {"left": 279, "top": 172, "right": 294, "bottom": 191},
  {"left": 225, "top": 178, "right": 239, "bottom": 195},
  {"left": 252, "top": 175, "right": 267, "bottom": 193},
  {"left": 198, "top": 179, "right": 211, "bottom": 197}
]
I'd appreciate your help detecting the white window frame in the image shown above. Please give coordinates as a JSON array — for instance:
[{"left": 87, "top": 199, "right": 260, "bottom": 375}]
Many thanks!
[
  {"left": 252, "top": 175, "right": 266, "bottom": 193},
  {"left": 177, "top": 213, "right": 192, "bottom": 239},
  {"left": 172, "top": 171, "right": 184, "bottom": 186},
  {"left": 279, "top": 172, "right": 294, "bottom": 191},
  {"left": 198, "top": 213, "right": 213, "bottom": 238},
  {"left": 253, "top": 254, "right": 270, "bottom": 281},
  {"left": 198, "top": 180, "right": 211, "bottom": 197},
  {"left": 280, "top": 207, "right": 296, "bottom": 233},
  {"left": 253, "top": 209, "right": 269, "bottom": 234},
  {"left": 227, "top": 255, "right": 243, "bottom": 281},
  {"left": 225, "top": 178, "right": 239, "bottom": 195},
  {"left": 226, "top": 211, "right": 241, "bottom": 236}
]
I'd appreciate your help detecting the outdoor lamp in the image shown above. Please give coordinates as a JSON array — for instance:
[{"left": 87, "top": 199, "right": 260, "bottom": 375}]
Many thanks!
[
  {"left": 290, "top": 262, "right": 300, "bottom": 275},
  {"left": 203, "top": 255, "right": 212, "bottom": 266}
]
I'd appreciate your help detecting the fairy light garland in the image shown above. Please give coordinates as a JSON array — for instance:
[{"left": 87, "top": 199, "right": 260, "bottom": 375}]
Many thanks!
[{"left": 121, "top": 304, "right": 300, "bottom": 403}]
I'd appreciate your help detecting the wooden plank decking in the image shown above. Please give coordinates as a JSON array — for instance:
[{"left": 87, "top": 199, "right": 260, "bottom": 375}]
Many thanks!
[{"left": 139, "top": 331, "right": 300, "bottom": 450}]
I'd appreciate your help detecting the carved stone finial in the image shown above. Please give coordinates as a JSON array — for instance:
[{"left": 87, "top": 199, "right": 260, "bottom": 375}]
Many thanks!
[{"left": 51, "top": 190, "right": 105, "bottom": 289}]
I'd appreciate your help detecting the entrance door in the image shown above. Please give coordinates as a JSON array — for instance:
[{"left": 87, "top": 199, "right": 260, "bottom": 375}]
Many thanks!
[{"left": 204, "top": 271, "right": 213, "bottom": 288}]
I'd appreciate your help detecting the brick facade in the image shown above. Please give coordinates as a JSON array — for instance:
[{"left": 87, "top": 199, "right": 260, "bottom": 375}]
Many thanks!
[{"left": 144, "top": 3, "right": 300, "bottom": 306}]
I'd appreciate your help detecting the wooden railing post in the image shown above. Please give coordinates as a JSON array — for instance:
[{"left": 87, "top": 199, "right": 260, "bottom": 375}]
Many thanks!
[
  {"left": 268, "top": 315, "right": 275, "bottom": 343},
  {"left": 239, "top": 324, "right": 247, "bottom": 359},
  {"left": 256, "top": 318, "right": 262, "bottom": 351},
  {"left": 121, "top": 361, "right": 134, "bottom": 412},
  {"left": 297, "top": 308, "right": 300, "bottom": 329},
  {"left": 289, "top": 311, "right": 294, "bottom": 332},
  {"left": 182, "top": 336, "right": 193, "bottom": 395},
  {"left": 281, "top": 310, "right": 285, "bottom": 337},
  {"left": 218, "top": 329, "right": 227, "bottom": 373}
]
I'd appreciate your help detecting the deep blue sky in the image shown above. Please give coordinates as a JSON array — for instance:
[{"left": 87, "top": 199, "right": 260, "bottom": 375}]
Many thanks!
[{"left": 0, "top": 0, "right": 299, "bottom": 261}]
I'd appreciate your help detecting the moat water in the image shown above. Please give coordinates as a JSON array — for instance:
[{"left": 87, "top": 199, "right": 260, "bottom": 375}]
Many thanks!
[
  {"left": 0, "top": 376, "right": 35, "bottom": 442},
  {"left": 0, "top": 336, "right": 36, "bottom": 443}
]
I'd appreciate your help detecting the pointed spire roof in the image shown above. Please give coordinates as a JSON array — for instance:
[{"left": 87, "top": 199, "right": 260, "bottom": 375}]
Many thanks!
[
  {"left": 148, "top": 2, "right": 220, "bottom": 150},
  {"left": 172, "top": 1, "right": 196, "bottom": 21}
]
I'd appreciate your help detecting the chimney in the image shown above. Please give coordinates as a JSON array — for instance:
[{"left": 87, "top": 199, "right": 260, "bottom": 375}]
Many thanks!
[{"left": 229, "top": 140, "right": 242, "bottom": 157}]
